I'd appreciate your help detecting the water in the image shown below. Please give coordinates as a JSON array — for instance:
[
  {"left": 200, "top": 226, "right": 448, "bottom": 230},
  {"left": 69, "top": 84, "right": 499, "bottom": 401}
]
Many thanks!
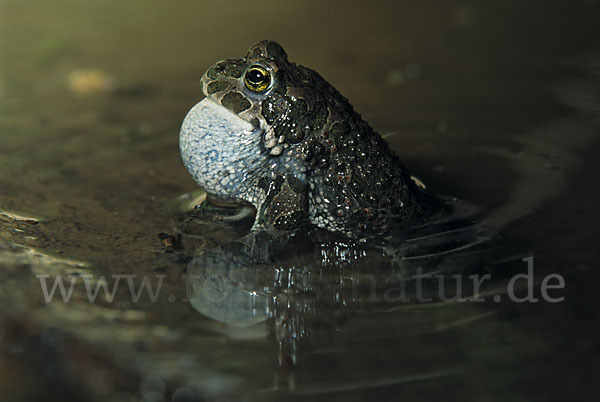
[{"left": 1, "top": 1, "right": 599, "bottom": 401}]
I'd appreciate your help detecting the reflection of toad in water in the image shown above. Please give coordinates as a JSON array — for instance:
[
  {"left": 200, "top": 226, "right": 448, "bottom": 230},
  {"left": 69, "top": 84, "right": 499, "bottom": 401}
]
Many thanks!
[{"left": 186, "top": 208, "right": 507, "bottom": 382}]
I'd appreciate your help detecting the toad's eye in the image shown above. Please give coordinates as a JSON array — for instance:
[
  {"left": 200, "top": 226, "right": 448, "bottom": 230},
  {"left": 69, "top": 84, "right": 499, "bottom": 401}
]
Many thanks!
[{"left": 244, "top": 65, "right": 271, "bottom": 92}]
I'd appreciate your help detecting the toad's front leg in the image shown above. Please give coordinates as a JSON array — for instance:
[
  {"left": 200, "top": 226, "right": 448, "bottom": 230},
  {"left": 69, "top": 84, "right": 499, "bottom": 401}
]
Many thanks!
[{"left": 252, "top": 174, "right": 308, "bottom": 233}]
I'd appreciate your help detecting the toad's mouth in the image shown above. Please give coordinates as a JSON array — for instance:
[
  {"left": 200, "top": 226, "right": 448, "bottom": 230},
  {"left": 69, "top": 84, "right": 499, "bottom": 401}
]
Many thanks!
[{"left": 197, "top": 97, "right": 254, "bottom": 129}]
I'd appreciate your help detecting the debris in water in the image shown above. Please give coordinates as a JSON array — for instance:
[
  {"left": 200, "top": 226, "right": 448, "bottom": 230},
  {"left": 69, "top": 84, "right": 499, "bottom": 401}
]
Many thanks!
[{"left": 67, "top": 69, "right": 117, "bottom": 95}]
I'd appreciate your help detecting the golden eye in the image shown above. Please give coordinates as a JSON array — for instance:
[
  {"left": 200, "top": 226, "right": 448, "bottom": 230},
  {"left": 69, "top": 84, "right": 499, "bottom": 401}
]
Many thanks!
[{"left": 244, "top": 65, "right": 271, "bottom": 92}]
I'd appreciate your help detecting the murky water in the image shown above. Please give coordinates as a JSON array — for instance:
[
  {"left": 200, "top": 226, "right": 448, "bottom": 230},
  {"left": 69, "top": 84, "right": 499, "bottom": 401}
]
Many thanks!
[{"left": 1, "top": 1, "right": 599, "bottom": 401}]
